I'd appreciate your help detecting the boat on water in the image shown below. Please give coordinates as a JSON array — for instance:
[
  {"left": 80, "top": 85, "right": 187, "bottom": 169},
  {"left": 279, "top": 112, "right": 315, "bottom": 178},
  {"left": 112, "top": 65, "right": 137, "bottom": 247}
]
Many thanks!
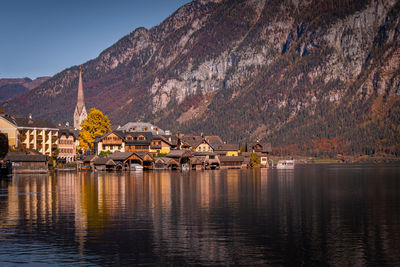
[
  {"left": 276, "top": 160, "right": 295, "bottom": 169},
  {"left": 131, "top": 164, "right": 143, "bottom": 171}
]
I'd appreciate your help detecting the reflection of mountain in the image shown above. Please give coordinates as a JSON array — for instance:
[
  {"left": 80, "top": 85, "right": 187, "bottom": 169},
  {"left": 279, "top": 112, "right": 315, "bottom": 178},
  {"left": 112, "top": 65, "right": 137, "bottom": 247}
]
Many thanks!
[{"left": 0, "top": 168, "right": 399, "bottom": 265}]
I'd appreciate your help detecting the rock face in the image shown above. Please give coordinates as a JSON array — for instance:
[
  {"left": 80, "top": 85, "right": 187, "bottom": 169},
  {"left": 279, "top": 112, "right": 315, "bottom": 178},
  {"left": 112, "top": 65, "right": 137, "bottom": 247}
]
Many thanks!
[{"left": 2, "top": 0, "right": 400, "bottom": 154}]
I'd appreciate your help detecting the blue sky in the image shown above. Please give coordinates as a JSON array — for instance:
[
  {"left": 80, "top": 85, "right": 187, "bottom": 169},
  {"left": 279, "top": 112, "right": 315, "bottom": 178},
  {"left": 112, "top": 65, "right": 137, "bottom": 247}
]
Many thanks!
[{"left": 0, "top": 0, "right": 190, "bottom": 79}]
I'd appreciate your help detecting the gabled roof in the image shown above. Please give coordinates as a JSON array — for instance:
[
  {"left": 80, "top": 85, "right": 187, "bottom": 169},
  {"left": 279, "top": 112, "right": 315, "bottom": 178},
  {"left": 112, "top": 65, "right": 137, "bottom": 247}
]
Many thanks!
[
  {"left": 190, "top": 156, "right": 206, "bottom": 164},
  {"left": 153, "top": 135, "right": 177, "bottom": 146},
  {"left": 194, "top": 138, "right": 214, "bottom": 149},
  {"left": 123, "top": 131, "right": 153, "bottom": 145},
  {"left": 93, "top": 157, "right": 115, "bottom": 166},
  {"left": 213, "top": 143, "right": 240, "bottom": 151},
  {"left": 108, "top": 151, "right": 134, "bottom": 161},
  {"left": 134, "top": 151, "right": 153, "bottom": 160},
  {"left": 1, "top": 114, "right": 57, "bottom": 129},
  {"left": 180, "top": 135, "right": 203, "bottom": 147}
]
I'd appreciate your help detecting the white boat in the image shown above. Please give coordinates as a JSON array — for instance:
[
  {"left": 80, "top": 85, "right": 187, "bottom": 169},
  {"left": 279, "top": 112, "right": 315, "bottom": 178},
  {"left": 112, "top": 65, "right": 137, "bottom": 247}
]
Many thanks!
[
  {"left": 276, "top": 160, "right": 295, "bottom": 169},
  {"left": 131, "top": 163, "right": 143, "bottom": 171}
]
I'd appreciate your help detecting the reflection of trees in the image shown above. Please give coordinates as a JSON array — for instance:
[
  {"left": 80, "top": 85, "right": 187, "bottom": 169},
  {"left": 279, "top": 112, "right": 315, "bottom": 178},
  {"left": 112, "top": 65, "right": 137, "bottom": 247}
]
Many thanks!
[{"left": 0, "top": 167, "right": 399, "bottom": 265}]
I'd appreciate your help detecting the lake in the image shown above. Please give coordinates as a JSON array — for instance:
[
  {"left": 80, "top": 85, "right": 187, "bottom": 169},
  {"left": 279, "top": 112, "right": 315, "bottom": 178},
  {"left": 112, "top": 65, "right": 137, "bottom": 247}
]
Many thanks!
[{"left": 0, "top": 164, "right": 399, "bottom": 265}]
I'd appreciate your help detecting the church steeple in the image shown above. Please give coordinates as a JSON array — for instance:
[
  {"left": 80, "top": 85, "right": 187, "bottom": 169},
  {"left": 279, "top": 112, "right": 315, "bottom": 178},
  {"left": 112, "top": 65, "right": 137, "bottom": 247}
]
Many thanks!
[{"left": 74, "top": 66, "right": 87, "bottom": 130}]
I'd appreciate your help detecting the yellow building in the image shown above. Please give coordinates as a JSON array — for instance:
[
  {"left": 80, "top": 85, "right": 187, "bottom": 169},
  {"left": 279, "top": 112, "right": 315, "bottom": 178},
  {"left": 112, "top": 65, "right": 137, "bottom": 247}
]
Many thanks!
[
  {"left": 0, "top": 114, "right": 19, "bottom": 147},
  {"left": 150, "top": 135, "right": 173, "bottom": 154},
  {"left": 0, "top": 114, "right": 58, "bottom": 156},
  {"left": 194, "top": 139, "right": 214, "bottom": 152},
  {"left": 212, "top": 143, "right": 240, "bottom": 156}
]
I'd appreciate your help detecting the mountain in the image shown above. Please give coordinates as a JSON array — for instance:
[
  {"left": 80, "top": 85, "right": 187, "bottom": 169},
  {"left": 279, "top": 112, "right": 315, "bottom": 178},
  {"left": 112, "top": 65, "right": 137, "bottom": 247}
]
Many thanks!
[
  {"left": 2, "top": 0, "right": 400, "bottom": 155},
  {"left": 0, "top": 77, "right": 50, "bottom": 101}
]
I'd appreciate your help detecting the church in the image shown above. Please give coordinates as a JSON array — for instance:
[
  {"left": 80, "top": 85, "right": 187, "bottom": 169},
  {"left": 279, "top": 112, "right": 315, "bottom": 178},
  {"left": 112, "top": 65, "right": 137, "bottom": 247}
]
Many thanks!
[{"left": 74, "top": 67, "right": 87, "bottom": 130}]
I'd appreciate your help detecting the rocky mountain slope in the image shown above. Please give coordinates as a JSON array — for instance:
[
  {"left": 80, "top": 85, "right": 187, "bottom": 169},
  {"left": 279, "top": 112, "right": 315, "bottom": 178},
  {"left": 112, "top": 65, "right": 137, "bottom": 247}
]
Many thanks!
[
  {"left": 0, "top": 77, "right": 50, "bottom": 101},
  {"left": 2, "top": 0, "right": 399, "bottom": 155}
]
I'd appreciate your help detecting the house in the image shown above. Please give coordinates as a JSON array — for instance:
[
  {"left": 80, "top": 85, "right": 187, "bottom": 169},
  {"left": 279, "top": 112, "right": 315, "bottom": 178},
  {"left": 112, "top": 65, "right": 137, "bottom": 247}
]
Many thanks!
[
  {"left": 194, "top": 139, "right": 214, "bottom": 153},
  {"left": 192, "top": 152, "right": 220, "bottom": 169},
  {"left": 93, "top": 157, "right": 116, "bottom": 171},
  {"left": 108, "top": 151, "right": 154, "bottom": 170},
  {"left": 166, "top": 150, "right": 191, "bottom": 169},
  {"left": 150, "top": 135, "right": 174, "bottom": 154},
  {"left": 246, "top": 142, "right": 272, "bottom": 155},
  {"left": 0, "top": 114, "right": 58, "bottom": 156},
  {"left": 0, "top": 114, "right": 19, "bottom": 147},
  {"left": 246, "top": 142, "right": 272, "bottom": 167},
  {"left": 190, "top": 156, "right": 205, "bottom": 170},
  {"left": 204, "top": 136, "right": 223, "bottom": 145},
  {"left": 4, "top": 152, "right": 48, "bottom": 173},
  {"left": 219, "top": 156, "right": 245, "bottom": 169},
  {"left": 94, "top": 131, "right": 125, "bottom": 155},
  {"left": 108, "top": 151, "right": 134, "bottom": 170},
  {"left": 117, "top": 122, "right": 165, "bottom": 135},
  {"left": 58, "top": 128, "right": 79, "bottom": 163},
  {"left": 153, "top": 157, "right": 180, "bottom": 170},
  {"left": 179, "top": 135, "right": 203, "bottom": 150},
  {"left": 127, "top": 151, "right": 154, "bottom": 169},
  {"left": 125, "top": 132, "right": 153, "bottom": 152},
  {"left": 81, "top": 155, "right": 98, "bottom": 170},
  {"left": 213, "top": 143, "right": 240, "bottom": 156}
]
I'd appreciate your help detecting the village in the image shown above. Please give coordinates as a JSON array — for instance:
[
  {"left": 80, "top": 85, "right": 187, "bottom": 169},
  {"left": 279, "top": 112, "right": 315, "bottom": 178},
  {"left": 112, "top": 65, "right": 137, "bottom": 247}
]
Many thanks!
[{"left": 0, "top": 69, "right": 273, "bottom": 174}]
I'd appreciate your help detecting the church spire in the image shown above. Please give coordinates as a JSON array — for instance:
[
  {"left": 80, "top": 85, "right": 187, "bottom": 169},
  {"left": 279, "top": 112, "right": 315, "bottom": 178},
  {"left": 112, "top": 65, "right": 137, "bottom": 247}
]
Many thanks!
[
  {"left": 74, "top": 66, "right": 87, "bottom": 130},
  {"left": 76, "top": 66, "right": 85, "bottom": 113}
]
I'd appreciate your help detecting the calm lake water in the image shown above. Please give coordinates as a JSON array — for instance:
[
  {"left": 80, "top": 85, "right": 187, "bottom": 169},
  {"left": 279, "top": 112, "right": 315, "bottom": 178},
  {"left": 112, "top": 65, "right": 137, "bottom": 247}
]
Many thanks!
[{"left": 0, "top": 164, "right": 399, "bottom": 266}]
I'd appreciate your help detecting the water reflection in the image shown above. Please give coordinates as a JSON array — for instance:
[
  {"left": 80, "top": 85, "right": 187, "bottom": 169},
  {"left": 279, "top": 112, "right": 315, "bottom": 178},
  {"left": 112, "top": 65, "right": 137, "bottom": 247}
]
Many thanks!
[{"left": 0, "top": 165, "right": 399, "bottom": 265}]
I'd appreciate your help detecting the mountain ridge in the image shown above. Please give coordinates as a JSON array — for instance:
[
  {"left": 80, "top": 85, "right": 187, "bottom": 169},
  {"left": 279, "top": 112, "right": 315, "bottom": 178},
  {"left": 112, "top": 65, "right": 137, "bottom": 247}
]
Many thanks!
[{"left": 2, "top": 0, "right": 399, "bottom": 155}]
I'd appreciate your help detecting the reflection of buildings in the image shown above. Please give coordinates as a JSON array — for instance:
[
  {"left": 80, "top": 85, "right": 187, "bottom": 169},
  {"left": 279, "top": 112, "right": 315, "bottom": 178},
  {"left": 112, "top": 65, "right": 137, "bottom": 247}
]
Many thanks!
[{"left": 0, "top": 169, "right": 399, "bottom": 265}]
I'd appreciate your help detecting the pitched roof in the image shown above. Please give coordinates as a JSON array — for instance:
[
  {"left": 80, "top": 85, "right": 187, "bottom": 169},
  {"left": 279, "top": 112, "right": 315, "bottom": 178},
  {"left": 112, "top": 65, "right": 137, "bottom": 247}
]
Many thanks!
[
  {"left": 58, "top": 127, "right": 79, "bottom": 139},
  {"left": 219, "top": 156, "right": 244, "bottom": 163},
  {"left": 108, "top": 151, "right": 134, "bottom": 161},
  {"left": 117, "top": 122, "right": 164, "bottom": 135},
  {"left": 246, "top": 142, "right": 272, "bottom": 153},
  {"left": 93, "top": 157, "right": 115, "bottom": 166},
  {"left": 180, "top": 135, "right": 202, "bottom": 147},
  {"left": 166, "top": 150, "right": 191, "bottom": 158},
  {"left": 162, "top": 135, "right": 178, "bottom": 146},
  {"left": 134, "top": 151, "right": 153, "bottom": 160},
  {"left": 205, "top": 136, "right": 223, "bottom": 145},
  {"left": 121, "top": 131, "right": 153, "bottom": 145},
  {"left": 213, "top": 143, "right": 240, "bottom": 151},
  {"left": 4, "top": 153, "right": 48, "bottom": 162},
  {"left": 1, "top": 114, "right": 57, "bottom": 129}
]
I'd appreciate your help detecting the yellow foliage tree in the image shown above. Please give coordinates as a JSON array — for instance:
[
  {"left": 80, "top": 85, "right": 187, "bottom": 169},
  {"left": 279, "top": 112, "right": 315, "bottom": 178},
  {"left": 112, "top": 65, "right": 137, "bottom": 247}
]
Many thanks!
[{"left": 78, "top": 108, "right": 110, "bottom": 152}]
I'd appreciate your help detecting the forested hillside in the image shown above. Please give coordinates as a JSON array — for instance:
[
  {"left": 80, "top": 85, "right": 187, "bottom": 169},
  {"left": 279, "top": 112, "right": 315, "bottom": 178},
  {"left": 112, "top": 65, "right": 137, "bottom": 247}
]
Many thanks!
[{"left": 2, "top": 0, "right": 399, "bottom": 155}]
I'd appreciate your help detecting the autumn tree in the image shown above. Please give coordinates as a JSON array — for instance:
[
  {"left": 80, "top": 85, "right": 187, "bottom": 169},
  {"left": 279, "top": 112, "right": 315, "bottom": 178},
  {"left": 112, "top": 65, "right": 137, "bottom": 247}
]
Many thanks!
[{"left": 78, "top": 108, "right": 110, "bottom": 152}]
